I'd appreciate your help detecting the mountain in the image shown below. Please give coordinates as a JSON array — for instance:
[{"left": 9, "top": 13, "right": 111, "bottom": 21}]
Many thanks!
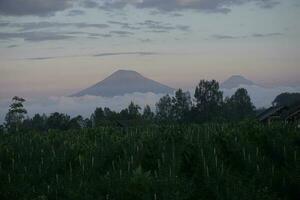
[
  {"left": 221, "top": 75, "right": 255, "bottom": 89},
  {"left": 71, "top": 70, "right": 175, "bottom": 97}
]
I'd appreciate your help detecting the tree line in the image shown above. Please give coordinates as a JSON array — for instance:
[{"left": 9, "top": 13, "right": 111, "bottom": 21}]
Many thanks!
[{"left": 0, "top": 79, "right": 259, "bottom": 133}]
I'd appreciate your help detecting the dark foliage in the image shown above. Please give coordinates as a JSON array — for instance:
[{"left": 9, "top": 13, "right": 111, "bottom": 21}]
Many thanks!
[
  {"left": 272, "top": 92, "right": 300, "bottom": 107},
  {"left": 0, "top": 123, "right": 299, "bottom": 200}
]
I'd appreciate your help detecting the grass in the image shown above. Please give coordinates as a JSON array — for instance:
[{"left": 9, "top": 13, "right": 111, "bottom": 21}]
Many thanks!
[{"left": 0, "top": 122, "right": 299, "bottom": 200}]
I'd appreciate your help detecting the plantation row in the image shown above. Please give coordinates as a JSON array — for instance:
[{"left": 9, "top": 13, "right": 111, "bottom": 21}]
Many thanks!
[{"left": 0, "top": 122, "right": 299, "bottom": 200}]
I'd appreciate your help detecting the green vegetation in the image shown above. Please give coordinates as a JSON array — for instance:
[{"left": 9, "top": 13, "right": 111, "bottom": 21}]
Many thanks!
[
  {"left": 272, "top": 93, "right": 300, "bottom": 107},
  {"left": 0, "top": 123, "right": 299, "bottom": 200},
  {"left": 1, "top": 81, "right": 299, "bottom": 199},
  {"left": 3, "top": 80, "right": 258, "bottom": 133}
]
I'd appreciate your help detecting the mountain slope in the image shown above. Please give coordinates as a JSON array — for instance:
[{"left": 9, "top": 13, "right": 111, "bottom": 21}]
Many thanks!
[
  {"left": 221, "top": 75, "right": 255, "bottom": 89},
  {"left": 71, "top": 70, "right": 175, "bottom": 97}
]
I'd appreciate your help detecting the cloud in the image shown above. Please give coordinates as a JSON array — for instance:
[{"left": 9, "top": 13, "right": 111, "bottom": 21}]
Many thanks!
[
  {"left": 6, "top": 44, "right": 18, "bottom": 48},
  {"left": 22, "top": 51, "right": 160, "bottom": 60},
  {"left": 138, "top": 20, "right": 190, "bottom": 33},
  {"left": 1, "top": 85, "right": 299, "bottom": 123},
  {"left": 26, "top": 56, "right": 68, "bottom": 60},
  {"left": 0, "top": 32, "right": 74, "bottom": 42},
  {"left": 67, "top": 9, "right": 85, "bottom": 16},
  {"left": 171, "top": 13, "right": 183, "bottom": 17},
  {"left": 109, "top": 30, "right": 134, "bottom": 36},
  {"left": 211, "top": 34, "right": 244, "bottom": 40},
  {"left": 0, "top": 93, "right": 165, "bottom": 123},
  {"left": 0, "top": 0, "right": 73, "bottom": 16},
  {"left": 211, "top": 32, "right": 283, "bottom": 40},
  {"left": 93, "top": 51, "right": 159, "bottom": 57},
  {"left": 0, "top": 22, "right": 109, "bottom": 31},
  {"left": 98, "top": 0, "right": 280, "bottom": 13},
  {"left": 107, "top": 20, "right": 188, "bottom": 33},
  {"left": 222, "top": 85, "right": 300, "bottom": 108},
  {"left": 0, "top": 0, "right": 281, "bottom": 17},
  {"left": 252, "top": 32, "right": 283, "bottom": 37},
  {"left": 139, "top": 38, "right": 152, "bottom": 43},
  {"left": 108, "top": 20, "right": 141, "bottom": 30},
  {"left": 83, "top": 0, "right": 100, "bottom": 8}
]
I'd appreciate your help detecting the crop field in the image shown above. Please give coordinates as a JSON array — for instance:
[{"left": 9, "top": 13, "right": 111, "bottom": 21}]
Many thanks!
[{"left": 0, "top": 122, "right": 299, "bottom": 200}]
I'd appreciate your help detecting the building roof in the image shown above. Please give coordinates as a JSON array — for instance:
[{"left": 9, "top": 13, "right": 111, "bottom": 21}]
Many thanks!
[
  {"left": 257, "top": 106, "right": 286, "bottom": 122},
  {"left": 282, "top": 103, "right": 300, "bottom": 120},
  {"left": 257, "top": 101, "right": 300, "bottom": 122}
]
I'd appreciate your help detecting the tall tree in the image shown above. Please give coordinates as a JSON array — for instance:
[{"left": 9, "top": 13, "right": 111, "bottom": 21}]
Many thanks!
[
  {"left": 0, "top": 125, "right": 4, "bottom": 134},
  {"left": 103, "top": 107, "right": 117, "bottom": 121},
  {"left": 128, "top": 102, "right": 141, "bottom": 119},
  {"left": 69, "top": 115, "right": 85, "bottom": 129},
  {"left": 91, "top": 107, "right": 105, "bottom": 127},
  {"left": 142, "top": 105, "right": 154, "bottom": 121},
  {"left": 32, "top": 114, "right": 47, "bottom": 131},
  {"left": 272, "top": 92, "right": 300, "bottom": 107},
  {"left": 225, "top": 88, "right": 255, "bottom": 121},
  {"left": 47, "top": 112, "right": 70, "bottom": 131},
  {"left": 156, "top": 94, "right": 173, "bottom": 123},
  {"left": 194, "top": 80, "right": 223, "bottom": 122},
  {"left": 172, "top": 89, "right": 192, "bottom": 122},
  {"left": 5, "top": 96, "right": 27, "bottom": 132}
]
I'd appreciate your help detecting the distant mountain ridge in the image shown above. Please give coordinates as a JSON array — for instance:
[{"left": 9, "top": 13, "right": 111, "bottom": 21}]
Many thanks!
[
  {"left": 71, "top": 70, "right": 175, "bottom": 97},
  {"left": 221, "top": 75, "right": 255, "bottom": 89}
]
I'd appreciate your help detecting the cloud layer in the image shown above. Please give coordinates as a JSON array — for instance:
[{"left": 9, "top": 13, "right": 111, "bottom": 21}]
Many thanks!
[
  {"left": 0, "top": 0, "right": 280, "bottom": 16},
  {"left": 0, "top": 0, "right": 73, "bottom": 16},
  {"left": 0, "top": 32, "right": 74, "bottom": 42},
  {"left": 211, "top": 32, "right": 283, "bottom": 40},
  {"left": 1, "top": 84, "right": 299, "bottom": 124},
  {"left": 0, "top": 92, "right": 164, "bottom": 123},
  {"left": 101, "top": 0, "right": 280, "bottom": 13}
]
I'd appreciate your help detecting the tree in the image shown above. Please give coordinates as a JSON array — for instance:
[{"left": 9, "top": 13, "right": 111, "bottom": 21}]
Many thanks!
[
  {"left": 84, "top": 118, "right": 92, "bottom": 128},
  {"left": 5, "top": 96, "right": 27, "bottom": 132},
  {"left": 0, "top": 125, "right": 4, "bottom": 134},
  {"left": 142, "top": 105, "right": 154, "bottom": 121},
  {"left": 172, "top": 89, "right": 192, "bottom": 122},
  {"left": 156, "top": 94, "right": 173, "bottom": 123},
  {"left": 69, "top": 115, "right": 84, "bottom": 129},
  {"left": 31, "top": 114, "right": 47, "bottom": 131},
  {"left": 128, "top": 102, "right": 141, "bottom": 120},
  {"left": 120, "top": 102, "right": 141, "bottom": 120},
  {"left": 194, "top": 80, "right": 223, "bottom": 122},
  {"left": 103, "top": 107, "right": 117, "bottom": 121},
  {"left": 272, "top": 92, "right": 300, "bottom": 107},
  {"left": 224, "top": 88, "right": 255, "bottom": 121},
  {"left": 91, "top": 107, "right": 105, "bottom": 127},
  {"left": 47, "top": 112, "right": 70, "bottom": 131}
]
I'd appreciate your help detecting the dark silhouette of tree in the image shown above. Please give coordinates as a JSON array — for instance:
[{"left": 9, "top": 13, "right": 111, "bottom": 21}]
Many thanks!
[
  {"left": 31, "top": 114, "right": 47, "bottom": 131},
  {"left": 128, "top": 102, "right": 141, "bottom": 119},
  {"left": 224, "top": 88, "right": 255, "bottom": 121},
  {"left": 194, "top": 80, "right": 223, "bottom": 122},
  {"left": 91, "top": 107, "right": 105, "bottom": 127},
  {"left": 68, "top": 115, "right": 84, "bottom": 129},
  {"left": 172, "top": 89, "right": 192, "bottom": 122},
  {"left": 0, "top": 125, "right": 4, "bottom": 134},
  {"left": 142, "top": 105, "right": 154, "bottom": 121},
  {"left": 272, "top": 92, "right": 300, "bottom": 107},
  {"left": 5, "top": 96, "right": 27, "bottom": 132},
  {"left": 47, "top": 112, "right": 70, "bottom": 131},
  {"left": 120, "top": 102, "right": 141, "bottom": 120},
  {"left": 103, "top": 107, "right": 117, "bottom": 121},
  {"left": 156, "top": 94, "right": 173, "bottom": 123},
  {"left": 84, "top": 118, "right": 92, "bottom": 128},
  {"left": 120, "top": 108, "right": 129, "bottom": 120}
]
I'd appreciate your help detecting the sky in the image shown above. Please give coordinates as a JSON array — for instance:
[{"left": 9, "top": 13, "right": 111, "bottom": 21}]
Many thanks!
[{"left": 0, "top": 0, "right": 300, "bottom": 98}]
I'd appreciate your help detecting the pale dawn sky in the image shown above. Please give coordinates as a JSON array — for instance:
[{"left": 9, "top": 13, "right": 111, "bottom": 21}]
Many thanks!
[{"left": 0, "top": 0, "right": 299, "bottom": 98}]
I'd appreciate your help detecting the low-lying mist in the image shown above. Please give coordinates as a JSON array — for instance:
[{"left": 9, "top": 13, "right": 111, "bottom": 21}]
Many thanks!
[{"left": 0, "top": 85, "right": 299, "bottom": 123}]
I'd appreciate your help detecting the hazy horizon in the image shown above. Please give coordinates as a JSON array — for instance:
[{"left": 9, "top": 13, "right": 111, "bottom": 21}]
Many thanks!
[{"left": 0, "top": 0, "right": 300, "bottom": 98}]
